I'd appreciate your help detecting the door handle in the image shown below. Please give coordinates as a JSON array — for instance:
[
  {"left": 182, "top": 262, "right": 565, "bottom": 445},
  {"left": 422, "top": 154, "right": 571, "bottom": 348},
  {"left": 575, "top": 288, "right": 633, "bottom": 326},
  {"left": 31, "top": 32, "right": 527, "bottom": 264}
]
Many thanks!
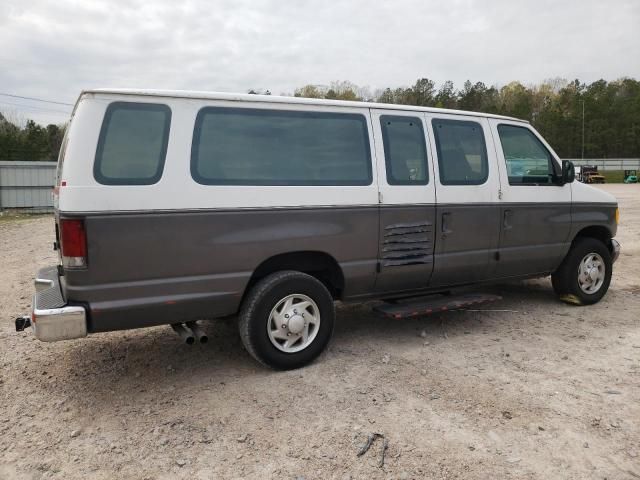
[
  {"left": 503, "top": 209, "right": 513, "bottom": 230},
  {"left": 441, "top": 212, "right": 452, "bottom": 237}
]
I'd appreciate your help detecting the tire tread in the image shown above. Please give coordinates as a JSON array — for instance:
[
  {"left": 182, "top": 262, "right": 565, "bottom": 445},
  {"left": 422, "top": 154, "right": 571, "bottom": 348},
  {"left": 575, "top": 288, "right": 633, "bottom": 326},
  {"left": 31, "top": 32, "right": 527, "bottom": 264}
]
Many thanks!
[
  {"left": 238, "top": 270, "right": 334, "bottom": 369},
  {"left": 551, "top": 237, "right": 612, "bottom": 305}
]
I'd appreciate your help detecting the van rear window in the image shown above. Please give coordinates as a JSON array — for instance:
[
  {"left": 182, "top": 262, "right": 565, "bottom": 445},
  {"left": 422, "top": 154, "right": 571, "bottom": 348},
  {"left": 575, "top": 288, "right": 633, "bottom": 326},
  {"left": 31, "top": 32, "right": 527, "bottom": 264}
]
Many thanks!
[
  {"left": 191, "top": 107, "right": 372, "bottom": 186},
  {"left": 380, "top": 115, "right": 429, "bottom": 185},
  {"left": 94, "top": 102, "right": 171, "bottom": 185}
]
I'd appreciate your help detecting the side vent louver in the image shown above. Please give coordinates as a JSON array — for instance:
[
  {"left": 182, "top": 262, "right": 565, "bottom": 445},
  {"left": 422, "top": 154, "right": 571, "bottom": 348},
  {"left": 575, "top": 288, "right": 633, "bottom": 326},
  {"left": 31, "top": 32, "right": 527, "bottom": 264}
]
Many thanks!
[{"left": 382, "top": 221, "right": 432, "bottom": 267}]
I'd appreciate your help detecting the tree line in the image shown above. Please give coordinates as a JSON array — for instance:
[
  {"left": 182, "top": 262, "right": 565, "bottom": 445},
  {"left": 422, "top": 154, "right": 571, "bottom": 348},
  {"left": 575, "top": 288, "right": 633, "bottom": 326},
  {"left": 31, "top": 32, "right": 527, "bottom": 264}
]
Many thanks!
[
  {"left": 291, "top": 78, "right": 640, "bottom": 159},
  {"left": 1, "top": 77, "right": 639, "bottom": 161},
  {"left": 0, "top": 113, "right": 65, "bottom": 161}
]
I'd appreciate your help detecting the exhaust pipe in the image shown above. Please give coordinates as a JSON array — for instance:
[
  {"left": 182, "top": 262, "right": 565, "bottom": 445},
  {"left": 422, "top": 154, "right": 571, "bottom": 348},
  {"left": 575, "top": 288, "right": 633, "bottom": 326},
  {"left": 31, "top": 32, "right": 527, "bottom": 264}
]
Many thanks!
[
  {"left": 171, "top": 323, "right": 195, "bottom": 345},
  {"left": 15, "top": 316, "right": 32, "bottom": 332},
  {"left": 186, "top": 321, "right": 208, "bottom": 344}
]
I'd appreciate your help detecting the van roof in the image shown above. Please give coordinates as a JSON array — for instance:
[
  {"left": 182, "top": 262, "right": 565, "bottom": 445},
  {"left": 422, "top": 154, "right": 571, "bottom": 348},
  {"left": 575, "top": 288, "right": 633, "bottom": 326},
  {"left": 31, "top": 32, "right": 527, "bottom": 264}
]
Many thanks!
[{"left": 81, "top": 88, "right": 527, "bottom": 123}]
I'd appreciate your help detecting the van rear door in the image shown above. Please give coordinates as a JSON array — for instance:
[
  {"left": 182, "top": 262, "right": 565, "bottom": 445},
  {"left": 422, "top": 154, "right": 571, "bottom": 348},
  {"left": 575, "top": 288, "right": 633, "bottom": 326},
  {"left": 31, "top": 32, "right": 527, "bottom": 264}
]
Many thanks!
[{"left": 370, "top": 109, "right": 437, "bottom": 293}]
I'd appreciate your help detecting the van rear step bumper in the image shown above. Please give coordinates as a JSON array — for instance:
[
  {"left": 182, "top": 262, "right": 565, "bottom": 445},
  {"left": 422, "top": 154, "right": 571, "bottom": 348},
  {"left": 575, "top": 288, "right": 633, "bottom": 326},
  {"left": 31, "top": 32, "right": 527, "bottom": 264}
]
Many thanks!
[
  {"left": 17, "top": 266, "right": 87, "bottom": 342},
  {"left": 374, "top": 293, "right": 502, "bottom": 319}
]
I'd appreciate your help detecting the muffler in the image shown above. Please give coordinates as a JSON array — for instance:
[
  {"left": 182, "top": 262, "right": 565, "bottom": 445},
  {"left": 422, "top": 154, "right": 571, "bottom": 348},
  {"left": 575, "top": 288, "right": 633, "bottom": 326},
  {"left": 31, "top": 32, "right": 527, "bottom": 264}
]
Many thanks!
[
  {"left": 186, "top": 321, "right": 208, "bottom": 344},
  {"left": 171, "top": 323, "right": 195, "bottom": 345}
]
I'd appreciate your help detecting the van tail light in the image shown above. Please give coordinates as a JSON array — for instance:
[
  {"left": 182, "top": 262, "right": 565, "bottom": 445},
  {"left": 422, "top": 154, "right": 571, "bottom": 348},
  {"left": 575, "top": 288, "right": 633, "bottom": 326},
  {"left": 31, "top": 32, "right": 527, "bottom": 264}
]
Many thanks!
[{"left": 60, "top": 219, "right": 87, "bottom": 268}]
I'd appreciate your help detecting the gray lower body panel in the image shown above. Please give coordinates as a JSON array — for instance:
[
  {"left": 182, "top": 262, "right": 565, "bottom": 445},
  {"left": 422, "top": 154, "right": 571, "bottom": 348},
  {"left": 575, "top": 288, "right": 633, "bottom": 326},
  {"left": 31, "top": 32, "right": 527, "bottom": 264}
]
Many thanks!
[
  {"left": 62, "top": 207, "right": 379, "bottom": 333},
  {"left": 57, "top": 201, "right": 617, "bottom": 334},
  {"left": 430, "top": 204, "right": 501, "bottom": 287},
  {"left": 570, "top": 203, "right": 618, "bottom": 239},
  {"left": 495, "top": 203, "right": 572, "bottom": 277},
  {"left": 375, "top": 205, "right": 436, "bottom": 293}
]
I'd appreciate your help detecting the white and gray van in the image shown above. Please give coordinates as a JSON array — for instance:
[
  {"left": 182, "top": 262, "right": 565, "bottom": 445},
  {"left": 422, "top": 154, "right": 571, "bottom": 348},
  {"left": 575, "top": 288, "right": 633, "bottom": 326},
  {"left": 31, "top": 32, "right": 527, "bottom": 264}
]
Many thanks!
[{"left": 16, "top": 89, "right": 620, "bottom": 369}]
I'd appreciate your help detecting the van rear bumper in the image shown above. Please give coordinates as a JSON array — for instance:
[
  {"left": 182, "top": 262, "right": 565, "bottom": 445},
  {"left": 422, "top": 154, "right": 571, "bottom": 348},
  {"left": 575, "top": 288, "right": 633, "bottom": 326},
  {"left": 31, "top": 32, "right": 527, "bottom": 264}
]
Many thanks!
[{"left": 30, "top": 266, "right": 87, "bottom": 342}]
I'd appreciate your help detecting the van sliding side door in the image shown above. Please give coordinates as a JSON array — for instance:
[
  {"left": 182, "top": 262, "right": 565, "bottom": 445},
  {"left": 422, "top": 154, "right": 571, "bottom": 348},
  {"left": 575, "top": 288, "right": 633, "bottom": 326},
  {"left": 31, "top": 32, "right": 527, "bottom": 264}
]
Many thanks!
[
  {"left": 370, "top": 109, "right": 437, "bottom": 294},
  {"left": 426, "top": 114, "right": 501, "bottom": 287}
]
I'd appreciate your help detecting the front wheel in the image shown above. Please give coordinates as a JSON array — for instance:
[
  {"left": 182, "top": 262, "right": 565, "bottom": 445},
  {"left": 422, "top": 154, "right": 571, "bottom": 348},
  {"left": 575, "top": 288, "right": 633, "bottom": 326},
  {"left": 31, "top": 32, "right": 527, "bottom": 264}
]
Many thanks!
[
  {"left": 238, "top": 271, "right": 335, "bottom": 369},
  {"left": 552, "top": 237, "right": 612, "bottom": 305}
]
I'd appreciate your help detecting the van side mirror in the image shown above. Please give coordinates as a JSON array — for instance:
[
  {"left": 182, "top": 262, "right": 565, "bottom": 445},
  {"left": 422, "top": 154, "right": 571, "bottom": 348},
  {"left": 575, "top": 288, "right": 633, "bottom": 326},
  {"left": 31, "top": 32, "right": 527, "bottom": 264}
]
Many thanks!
[{"left": 560, "top": 160, "right": 575, "bottom": 185}]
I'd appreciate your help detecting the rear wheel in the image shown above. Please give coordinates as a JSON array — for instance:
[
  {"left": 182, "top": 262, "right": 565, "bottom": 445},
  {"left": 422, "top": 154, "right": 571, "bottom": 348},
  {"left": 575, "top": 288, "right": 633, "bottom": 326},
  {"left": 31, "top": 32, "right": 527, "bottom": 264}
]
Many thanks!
[
  {"left": 551, "top": 237, "right": 612, "bottom": 305},
  {"left": 238, "top": 271, "right": 335, "bottom": 370}
]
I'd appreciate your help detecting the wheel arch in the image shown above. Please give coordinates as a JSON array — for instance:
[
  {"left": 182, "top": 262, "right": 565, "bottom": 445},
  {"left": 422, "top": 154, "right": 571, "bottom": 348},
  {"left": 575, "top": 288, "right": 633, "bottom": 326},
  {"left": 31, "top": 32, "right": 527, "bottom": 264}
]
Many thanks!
[
  {"left": 244, "top": 251, "right": 345, "bottom": 301},
  {"left": 572, "top": 225, "right": 613, "bottom": 250}
]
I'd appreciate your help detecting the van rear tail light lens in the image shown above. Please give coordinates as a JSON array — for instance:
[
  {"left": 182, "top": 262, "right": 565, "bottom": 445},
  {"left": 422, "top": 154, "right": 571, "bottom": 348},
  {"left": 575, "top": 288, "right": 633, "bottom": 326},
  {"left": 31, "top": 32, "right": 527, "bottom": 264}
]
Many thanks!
[{"left": 60, "top": 219, "right": 87, "bottom": 268}]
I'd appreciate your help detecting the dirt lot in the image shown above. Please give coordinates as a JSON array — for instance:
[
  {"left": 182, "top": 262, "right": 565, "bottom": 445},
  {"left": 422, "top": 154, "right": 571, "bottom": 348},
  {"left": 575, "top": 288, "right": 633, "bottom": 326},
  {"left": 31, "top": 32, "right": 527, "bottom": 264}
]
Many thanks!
[{"left": 1, "top": 184, "right": 639, "bottom": 480}]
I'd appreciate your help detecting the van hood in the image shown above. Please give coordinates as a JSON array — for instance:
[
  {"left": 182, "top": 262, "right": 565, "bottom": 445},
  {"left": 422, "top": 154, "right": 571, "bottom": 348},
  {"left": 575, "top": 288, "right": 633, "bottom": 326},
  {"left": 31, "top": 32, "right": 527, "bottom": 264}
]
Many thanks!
[{"left": 571, "top": 181, "right": 617, "bottom": 204}]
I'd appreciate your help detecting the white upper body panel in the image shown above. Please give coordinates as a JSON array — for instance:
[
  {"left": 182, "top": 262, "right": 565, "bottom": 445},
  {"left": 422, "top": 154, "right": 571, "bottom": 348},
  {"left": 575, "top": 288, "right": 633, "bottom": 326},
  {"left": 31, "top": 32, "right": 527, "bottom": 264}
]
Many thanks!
[
  {"left": 571, "top": 180, "right": 617, "bottom": 204},
  {"left": 60, "top": 93, "right": 381, "bottom": 212},
  {"left": 57, "top": 89, "right": 616, "bottom": 213},
  {"left": 488, "top": 118, "right": 571, "bottom": 204},
  {"left": 425, "top": 112, "right": 500, "bottom": 205},
  {"left": 81, "top": 89, "right": 523, "bottom": 122},
  {"left": 369, "top": 108, "right": 436, "bottom": 206}
]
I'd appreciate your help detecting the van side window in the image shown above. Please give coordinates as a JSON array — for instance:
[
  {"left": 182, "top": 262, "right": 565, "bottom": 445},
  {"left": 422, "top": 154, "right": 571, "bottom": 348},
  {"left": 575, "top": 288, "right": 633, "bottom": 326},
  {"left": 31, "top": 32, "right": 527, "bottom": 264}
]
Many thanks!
[
  {"left": 191, "top": 107, "right": 372, "bottom": 186},
  {"left": 94, "top": 102, "right": 171, "bottom": 185},
  {"left": 432, "top": 119, "right": 488, "bottom": 185},
  {"left": 380, "top": 116, "right": 428, "bottom": 185},
  {"left": 497, "top": 125, "right": 557, "bottom": 185}
]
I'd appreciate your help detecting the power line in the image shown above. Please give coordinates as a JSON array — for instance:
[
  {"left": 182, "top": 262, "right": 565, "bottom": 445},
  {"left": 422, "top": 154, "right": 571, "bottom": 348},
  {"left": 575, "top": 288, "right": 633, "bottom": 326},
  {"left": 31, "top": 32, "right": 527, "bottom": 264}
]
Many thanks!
[
  {"left": 0, "top": 92, "right": 73, "bottom": 106},
  {"left": 0, "top": 100, "right": 71, "bottom": 115}
]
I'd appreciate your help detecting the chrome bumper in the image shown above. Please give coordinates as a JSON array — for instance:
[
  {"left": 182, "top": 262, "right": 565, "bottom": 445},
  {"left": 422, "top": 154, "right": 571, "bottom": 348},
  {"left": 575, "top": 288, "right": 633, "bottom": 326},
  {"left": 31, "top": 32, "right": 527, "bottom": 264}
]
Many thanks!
[
  {"left": 30, "top": 266, "right": 87, "bottom": 342},
  {"left": 611, "top": 239, "right": 621, "bottom": 264}
]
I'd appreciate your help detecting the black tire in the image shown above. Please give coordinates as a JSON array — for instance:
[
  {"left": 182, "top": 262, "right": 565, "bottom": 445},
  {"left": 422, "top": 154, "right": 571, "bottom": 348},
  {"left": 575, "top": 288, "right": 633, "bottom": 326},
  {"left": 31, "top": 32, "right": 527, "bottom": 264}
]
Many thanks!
[
  {"left": 238, "top": 271, "right": 335, "bottom": 370},
  {"left": 551, "top": 237, "right": 612, "bottom": 305}
]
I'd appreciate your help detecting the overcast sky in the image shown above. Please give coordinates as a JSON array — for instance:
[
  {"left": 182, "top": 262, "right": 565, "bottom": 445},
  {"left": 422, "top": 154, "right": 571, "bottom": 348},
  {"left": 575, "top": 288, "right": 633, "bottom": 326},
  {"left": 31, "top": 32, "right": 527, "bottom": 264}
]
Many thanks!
[{"left": 1, "top": 0, "right": 639, "bottom": 125}]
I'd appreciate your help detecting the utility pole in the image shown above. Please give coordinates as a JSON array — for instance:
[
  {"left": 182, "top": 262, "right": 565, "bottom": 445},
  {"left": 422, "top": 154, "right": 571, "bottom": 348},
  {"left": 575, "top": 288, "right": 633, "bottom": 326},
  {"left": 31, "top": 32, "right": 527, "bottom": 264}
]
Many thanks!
[{"left": 581, "top": 99, "right": 585, "bottom": 161}]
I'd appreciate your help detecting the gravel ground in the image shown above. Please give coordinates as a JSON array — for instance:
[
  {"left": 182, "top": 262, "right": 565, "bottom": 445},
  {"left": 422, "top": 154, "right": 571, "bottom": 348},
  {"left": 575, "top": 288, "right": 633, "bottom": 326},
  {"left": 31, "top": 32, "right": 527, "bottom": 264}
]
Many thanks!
[{"left": 1, "top": 184, "right": 639, "bottom": 480}]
